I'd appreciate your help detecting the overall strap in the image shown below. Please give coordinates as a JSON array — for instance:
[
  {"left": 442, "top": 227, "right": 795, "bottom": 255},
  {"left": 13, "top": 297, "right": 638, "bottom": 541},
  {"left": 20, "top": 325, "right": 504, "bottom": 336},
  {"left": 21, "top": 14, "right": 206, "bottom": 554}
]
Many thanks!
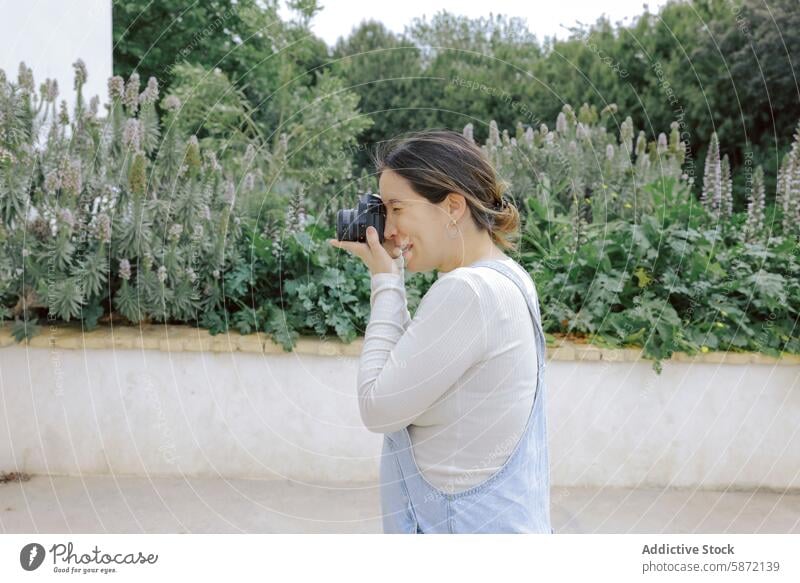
[{"left": 469, "top": 259, "right": 546, "bottom": 372}]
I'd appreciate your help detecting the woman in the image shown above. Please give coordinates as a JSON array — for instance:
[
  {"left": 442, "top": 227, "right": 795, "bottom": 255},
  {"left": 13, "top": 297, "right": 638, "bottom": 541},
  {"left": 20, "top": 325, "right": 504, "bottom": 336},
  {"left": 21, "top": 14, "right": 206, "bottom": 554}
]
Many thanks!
[{"left": 328, "top": 129, "right": 553, "bottom": 534}]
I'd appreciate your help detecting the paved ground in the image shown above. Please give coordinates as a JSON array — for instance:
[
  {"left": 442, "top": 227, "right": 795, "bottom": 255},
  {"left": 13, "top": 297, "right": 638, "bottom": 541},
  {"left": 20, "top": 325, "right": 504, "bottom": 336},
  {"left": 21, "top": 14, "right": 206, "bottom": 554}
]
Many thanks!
[{"left": 1, "top": 475, "right": 798, "bottom": 533}]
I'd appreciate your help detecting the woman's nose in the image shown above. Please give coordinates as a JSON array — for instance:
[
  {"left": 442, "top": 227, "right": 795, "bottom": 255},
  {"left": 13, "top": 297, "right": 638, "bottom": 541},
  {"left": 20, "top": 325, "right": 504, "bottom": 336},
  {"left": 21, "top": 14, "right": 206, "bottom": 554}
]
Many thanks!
[{"left": 383, "top": 217, "right": 397, "bottom": 241}]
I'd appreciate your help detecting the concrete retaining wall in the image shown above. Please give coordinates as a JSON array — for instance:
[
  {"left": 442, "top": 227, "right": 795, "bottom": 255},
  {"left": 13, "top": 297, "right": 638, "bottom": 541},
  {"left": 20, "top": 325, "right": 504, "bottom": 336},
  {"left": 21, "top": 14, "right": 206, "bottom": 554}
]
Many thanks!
[{"left": 1, "top": 324, "right": 798, "bottom": 490}]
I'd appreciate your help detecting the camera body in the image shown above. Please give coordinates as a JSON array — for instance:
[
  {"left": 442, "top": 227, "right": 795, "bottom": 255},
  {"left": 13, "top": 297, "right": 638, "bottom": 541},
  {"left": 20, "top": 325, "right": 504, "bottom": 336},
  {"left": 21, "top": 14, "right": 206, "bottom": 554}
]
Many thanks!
[{"left": 336, "top": 192, "right": 386, "bottom": 243}]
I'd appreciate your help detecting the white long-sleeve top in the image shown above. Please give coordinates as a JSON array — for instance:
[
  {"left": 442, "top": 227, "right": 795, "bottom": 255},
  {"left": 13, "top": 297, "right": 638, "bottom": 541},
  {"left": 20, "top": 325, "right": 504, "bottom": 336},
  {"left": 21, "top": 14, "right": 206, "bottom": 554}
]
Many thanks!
[{"left": 357, "top": 255, "right": 539, "bottom": 494}]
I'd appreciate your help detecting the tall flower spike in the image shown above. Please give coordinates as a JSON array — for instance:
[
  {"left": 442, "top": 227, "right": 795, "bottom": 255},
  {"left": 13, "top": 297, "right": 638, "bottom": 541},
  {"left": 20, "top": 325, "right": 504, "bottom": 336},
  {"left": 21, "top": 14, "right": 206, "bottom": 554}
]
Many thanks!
[
  {"left": 657, "top": 132, "right": 668, "bottom": 155},
  {"left": 44, "top": 170, "right": 61, "bottom": 194},
  {"left": 138, "top": 76, "right": 159, "bottom": 106},
  {"left": 243, "top": 143, "right": 257, "bottom": 168},
  {"left": 58, "top": 100, "right": 69, "bottom": 125},
  {"left": 17, "top": 62, "right": 34, "bottom": 93},
  {"left": 776, "top": 152, "right": 790, "bottom": 227},
  {"left": 96, "top": 212, "right": 111, "bottom": 243},
  {"left": 185, "top": 136, "right": 201, "bottom": 172},
  {"left": 556, "top": 112, "right": 567, "bottom": 134},
  {"left": 669, "top": 121, "right": 680, "bottom": 153},
  {"left": 162, "top": 94, "right": 181, "bottom": 112},
  {"left": 57, "top": 208, "right": 74, "bottom": 230},
  {"left": 223, "top": 181, "right": 236, "bottom": 206},
  {"left": 488, "top": 120, "right": 500, "bottom": 147},
  {"left": 635, "top": 131, "right": 647, "bottom": 158},
  {"left": 791, "top": 156, "right": 800, "bottom": 233},
  {"left": 168, "top": 223, "right": 183, "bottom": 241},
  {"left": 600, "top": 103, "right": 618, "bottom": 118},
  {"left": 88, "top": 95, "right": 99, "bottom": 117},
  {"left": 72, "top": 59, "right": 87, "bottom": 89},
  {"left": 123, "top": 72, "right": 140, "bottom": 112},
  {"left": 720, "top": 154, "right": 733, "bottom": 219},
  {"left": 61, "top": 159, "right": 82, "bottom": 196},
  {"left": 129, "top": 151, "right": 147, "bottom": 196},
  {"left": 777, "top": 121, "right": 800, "bottom": 236},
  {"left": 462, "top": 123, "right": 474, "bottom": 143},
  {"left": 619, "top": 116, "right": 634, "bottom": 155},
  {"left": 562, "top": 104, "right": 577, "bottom": 126},
  {"left": 119, "top": 259, "right": 132, "bottom": 281},
  {"left": 701, "top": 131, "right": 721, "bottom": 215},
  {"left": 243, "top": 172, "right": 255, "bottom": 192},
  {"left": 122, "top": 118, "right": 142, "bottom": 151},
  {"left": 576, "top": 122, "right": 589, "bottom": 141},
  {"left": 108, "top": 76, "right": 125, "bottom": 100},
  {"left": 43, "top": 78, "right": 58, "bottom": 102},
  {"left": 744, "top": 165, "right": 766, "bottom": 242},
  {"left": 204, "top": 149, "right": 220, "bottom": 172}
]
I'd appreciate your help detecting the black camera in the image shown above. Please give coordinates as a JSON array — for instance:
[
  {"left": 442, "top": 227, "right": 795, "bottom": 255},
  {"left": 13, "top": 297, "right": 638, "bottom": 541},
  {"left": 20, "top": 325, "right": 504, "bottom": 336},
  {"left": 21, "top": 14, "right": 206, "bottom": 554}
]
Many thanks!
[{"left": 336, "top": 192, "right": 386, "bottom": 243}]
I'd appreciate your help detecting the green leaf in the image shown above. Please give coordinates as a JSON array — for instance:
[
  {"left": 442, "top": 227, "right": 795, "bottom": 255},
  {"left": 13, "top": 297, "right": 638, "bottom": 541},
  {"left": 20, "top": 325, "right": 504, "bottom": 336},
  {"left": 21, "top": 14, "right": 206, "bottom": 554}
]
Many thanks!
[
  {"left": 11, "top": 317, "right": 41, "bottom": 342},
  {"left": 81, "top": 296, "right": 105, "bottom": 330}
]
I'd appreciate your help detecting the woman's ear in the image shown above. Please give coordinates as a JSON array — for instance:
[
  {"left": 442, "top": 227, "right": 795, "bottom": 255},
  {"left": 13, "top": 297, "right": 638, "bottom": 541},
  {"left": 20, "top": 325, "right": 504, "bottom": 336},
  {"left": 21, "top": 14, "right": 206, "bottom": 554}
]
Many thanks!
[{"left": 445, "top": 192, "right": 468, "bottom": 222}]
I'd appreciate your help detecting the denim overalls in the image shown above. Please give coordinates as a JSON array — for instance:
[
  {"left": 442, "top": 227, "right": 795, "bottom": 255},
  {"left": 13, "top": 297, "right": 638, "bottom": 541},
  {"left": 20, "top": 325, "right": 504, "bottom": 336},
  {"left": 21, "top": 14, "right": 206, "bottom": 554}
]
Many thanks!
[{"left": 379, "top": 259, "right": 554, "bottom": 534}]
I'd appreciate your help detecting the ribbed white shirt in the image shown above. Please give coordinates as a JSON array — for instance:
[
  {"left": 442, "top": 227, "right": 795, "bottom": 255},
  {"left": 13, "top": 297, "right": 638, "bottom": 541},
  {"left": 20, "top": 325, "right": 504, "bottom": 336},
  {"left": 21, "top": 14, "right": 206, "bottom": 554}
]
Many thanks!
[{"left": 357, "top": 255, "right": 539, "bottom": 494}]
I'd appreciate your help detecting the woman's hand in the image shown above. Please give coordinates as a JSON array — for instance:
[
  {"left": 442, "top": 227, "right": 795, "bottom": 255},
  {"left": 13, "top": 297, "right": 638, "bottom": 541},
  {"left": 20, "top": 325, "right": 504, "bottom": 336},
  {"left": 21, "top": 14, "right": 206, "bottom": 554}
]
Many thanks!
[{"left": 328, "top": 226, "right": 402, "bottom": 276}]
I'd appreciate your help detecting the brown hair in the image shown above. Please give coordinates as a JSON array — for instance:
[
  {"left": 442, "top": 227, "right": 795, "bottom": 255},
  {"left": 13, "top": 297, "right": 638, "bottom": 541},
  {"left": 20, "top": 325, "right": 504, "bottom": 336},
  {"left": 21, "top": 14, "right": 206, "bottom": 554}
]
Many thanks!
[{"left": 372, "top": 129, "right": 521, "bottom": 252}]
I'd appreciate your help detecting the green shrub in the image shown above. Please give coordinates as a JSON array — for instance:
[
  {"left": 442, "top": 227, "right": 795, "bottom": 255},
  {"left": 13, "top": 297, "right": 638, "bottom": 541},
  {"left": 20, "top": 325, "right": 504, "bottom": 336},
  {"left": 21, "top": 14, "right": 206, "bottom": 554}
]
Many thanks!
[
  {"left": 0, "top": 62, "right": 255, "bottom": 337},
  {"left": 1, "top": 61, "right": 797, "bottom": 374},
  {"left": 464, "top": 108, "right": 799, "bottom": 372}
]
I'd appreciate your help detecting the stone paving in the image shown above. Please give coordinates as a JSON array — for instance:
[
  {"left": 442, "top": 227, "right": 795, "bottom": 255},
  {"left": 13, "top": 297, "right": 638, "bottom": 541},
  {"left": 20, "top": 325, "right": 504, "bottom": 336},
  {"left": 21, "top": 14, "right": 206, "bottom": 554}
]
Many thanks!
[{"left": 1, "top": 475, "right": 797, "bottom": 533}]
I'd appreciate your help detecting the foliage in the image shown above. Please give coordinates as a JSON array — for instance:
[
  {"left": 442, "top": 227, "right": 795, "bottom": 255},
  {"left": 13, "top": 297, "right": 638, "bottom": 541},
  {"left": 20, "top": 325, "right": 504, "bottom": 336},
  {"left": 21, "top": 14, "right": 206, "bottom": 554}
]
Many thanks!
[
  {"left": 199, "top": 218, "right": 436, "bottom": 351},
  {"left": 113, "top": 0, "right": 329, "bottom": 130},
  {"left": 457, "top": 109, "right": 799, "bottom": 372},
  {"left": 114, "top": 0, "right": 372, "bottom": 220},
  {"left": 519, "top": 175, "right": 799, "bottom": 373},
  {"left": 6, "top": 0, "right": 800, "bottom": 373},
  {"left": 332, "top": 1, "right": 800, "bottom": 207},
  {"left": 469, "top": 104, "right": 686, "bottom": 228},
  {"left": 287, "top": 109, "right": 797, "bottom": 373},
  {"left": 0, "top": 62, "right": 254, "bottom": 337},
  {"left": 0, "top": 60, "right": 398, "bottom": 352}
]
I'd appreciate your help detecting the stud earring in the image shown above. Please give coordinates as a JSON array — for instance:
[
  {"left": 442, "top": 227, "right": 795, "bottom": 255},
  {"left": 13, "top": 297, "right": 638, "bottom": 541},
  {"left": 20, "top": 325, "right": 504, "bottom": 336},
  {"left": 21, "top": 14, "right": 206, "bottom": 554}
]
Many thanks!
[{"left": 446, "top": 218, "right": 460, "bottom": 239}]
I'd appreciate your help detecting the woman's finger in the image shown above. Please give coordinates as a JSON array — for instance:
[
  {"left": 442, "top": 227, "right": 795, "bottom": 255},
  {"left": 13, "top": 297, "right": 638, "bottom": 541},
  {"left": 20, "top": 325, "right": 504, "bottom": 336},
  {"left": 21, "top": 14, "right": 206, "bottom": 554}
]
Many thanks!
[
  {"left": 367, "top": 226, "right": 398, "bottom": 259},
  {"left": 329, "top": 238, "right": 354, "bottom": 249},
  {"left": 328, "top": 238, "right": 367, "bottom": 260},
  {"left": 365, "top": 226, "right": 380, "bottom": 250}
]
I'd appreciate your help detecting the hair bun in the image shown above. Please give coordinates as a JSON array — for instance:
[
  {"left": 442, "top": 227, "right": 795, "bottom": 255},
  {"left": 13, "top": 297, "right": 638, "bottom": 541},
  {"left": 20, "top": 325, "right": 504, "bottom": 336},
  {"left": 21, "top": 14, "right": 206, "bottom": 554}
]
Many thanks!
[{"left": 494, "top": 195, "right": 510, "bottom": 211}]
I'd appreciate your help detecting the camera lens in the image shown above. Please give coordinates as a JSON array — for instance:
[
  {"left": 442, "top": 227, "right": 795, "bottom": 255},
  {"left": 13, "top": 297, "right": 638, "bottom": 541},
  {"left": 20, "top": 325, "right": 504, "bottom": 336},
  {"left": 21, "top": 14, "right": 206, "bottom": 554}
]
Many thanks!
[{"left": 336, "top": 208, "right": 358, "bottom": 241}]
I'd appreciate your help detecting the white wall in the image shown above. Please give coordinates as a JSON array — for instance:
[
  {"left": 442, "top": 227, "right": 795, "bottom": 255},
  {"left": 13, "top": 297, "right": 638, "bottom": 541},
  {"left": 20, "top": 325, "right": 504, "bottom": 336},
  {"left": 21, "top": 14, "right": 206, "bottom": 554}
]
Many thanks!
[
  {"left": 1, "top": 344, "right": 798, "bottom": 490},
  {"left": 0, "top": 0, "right": 112, "bottom": 112}
]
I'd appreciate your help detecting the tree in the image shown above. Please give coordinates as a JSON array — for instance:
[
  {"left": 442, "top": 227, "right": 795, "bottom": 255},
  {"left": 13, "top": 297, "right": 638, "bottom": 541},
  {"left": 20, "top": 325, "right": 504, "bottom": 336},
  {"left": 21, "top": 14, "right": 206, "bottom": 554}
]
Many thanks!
[{"left": 113, "top": 0, "right": 329, "bottom": 132}]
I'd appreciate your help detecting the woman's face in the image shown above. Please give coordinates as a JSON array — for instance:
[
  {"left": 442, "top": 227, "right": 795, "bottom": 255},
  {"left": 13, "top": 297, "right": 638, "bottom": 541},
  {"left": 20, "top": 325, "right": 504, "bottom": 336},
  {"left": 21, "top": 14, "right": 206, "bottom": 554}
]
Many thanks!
[{"left": 379, "top": 169, "right": 454, "bottom": 273}]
